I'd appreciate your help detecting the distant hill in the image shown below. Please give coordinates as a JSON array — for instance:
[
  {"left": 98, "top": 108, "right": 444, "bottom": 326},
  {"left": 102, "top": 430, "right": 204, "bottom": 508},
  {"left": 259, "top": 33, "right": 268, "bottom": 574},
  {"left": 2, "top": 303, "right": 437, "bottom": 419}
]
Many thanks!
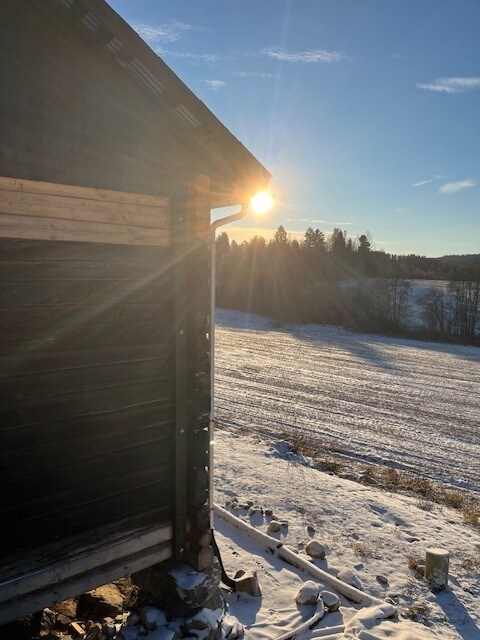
[{"left": 439, "top": 254, "right": 480, "bottom": 267}]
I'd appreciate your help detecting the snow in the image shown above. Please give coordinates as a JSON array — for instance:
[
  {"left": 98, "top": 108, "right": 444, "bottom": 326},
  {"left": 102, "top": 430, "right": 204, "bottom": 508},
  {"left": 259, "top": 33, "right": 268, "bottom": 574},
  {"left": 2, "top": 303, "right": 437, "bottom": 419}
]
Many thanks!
[
  {"left": 214, "top": 430, "right": 480, "bottom": 639},
  {"left": 213, "top": 309, "right": 479, "bottom": 638},
  {"left": 215, "top": 309, "right": 480, "bottom": 492}
]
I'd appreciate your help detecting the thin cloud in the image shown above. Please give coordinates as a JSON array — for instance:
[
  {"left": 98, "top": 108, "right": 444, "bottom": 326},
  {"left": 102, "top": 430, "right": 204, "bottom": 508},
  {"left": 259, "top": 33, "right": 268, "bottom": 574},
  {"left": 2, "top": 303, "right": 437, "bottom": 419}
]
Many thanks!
[
  {"left": 204, "top": 79, "right": 228, "bottom": 92},
  {"left": 417, "top": 77, "right": 480, "bottom": 94},
  {"left": 132, "top": 20, "right": 206, "bottom": 45},
  {"left": 261, "top": 47, "right": 350, "bottom": 63},
  {"left": 439, "top": 179, "right": 475, "bottom": 194},
  {"left": 411, "top": 174, "right": 445, "bottom": 187},
  {"left": 233, "top": 71, "right": 279, "bottom": 78},
  {"left": 287, "top": 218, "right": 353, "bottom": 225},
  {"left": 157, "top": 48, "right": 221, "bottom": 63}
]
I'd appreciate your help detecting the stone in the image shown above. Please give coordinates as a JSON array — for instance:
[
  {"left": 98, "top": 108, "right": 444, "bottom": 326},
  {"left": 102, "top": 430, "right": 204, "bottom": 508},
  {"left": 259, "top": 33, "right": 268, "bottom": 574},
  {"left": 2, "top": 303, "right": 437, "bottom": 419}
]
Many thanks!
[
  {"left": 295, "top": 580, "right": 320, "bottom": 606},
  {"left": 38, "top": 609, "right": 57, "bottom": 637},
  {"left": 145, "top": 629, "right": 175, "bottom": 640},
  {"left": 140, "top": 606, "right": 168, "bottom": 631},
  {"left": 337, "top": 570, "right": 362, "bottom": 589},
  {"left": 126, "top": 613, "right": 141, "bottom": 627},
  {"left": 247, "top": 506, "right": 262, "bottom": 516},
  {"left": 264, "top": 508, "right": 273, "bottom": 517},
  {"left": 376, "top": 574, "right": 389, "bottom": 585},
  {"left": 118, "top": 626, "right": 140, "bottom": 640},
  {"left": 307, "top": 525, "right": 316, "bottom": 535},
  {"left": 233, "top": 569, "right": 261, "bottom": 597},
  {"left": 222, "top": 615, "right": 244, "bottom": 640},
  {"left": 132, "top": 559, "right": 221, "bottom": 618},
  {"left": 305, "top": 540, "right": 326, "bottom": 559},
  {"left": 184, "top": 606, "right": 223, "bottom": 640},
  {"left": 79, "top": 585, "right": 124, "bottom": 616},
  {"left": 321, "top": 590, "right": 340, "bottom": 612},
  {"left": 51, "top": 599, "right": 78, "bottom": 620},
  {"left": 267, "top": 520, "right": 281, "bottom": 533},
  {"left": 102, "top": 622, "right": 116, "bottom": 638},
  {"left": 85, "top": 622, "right": 103, "bottom": 640}
]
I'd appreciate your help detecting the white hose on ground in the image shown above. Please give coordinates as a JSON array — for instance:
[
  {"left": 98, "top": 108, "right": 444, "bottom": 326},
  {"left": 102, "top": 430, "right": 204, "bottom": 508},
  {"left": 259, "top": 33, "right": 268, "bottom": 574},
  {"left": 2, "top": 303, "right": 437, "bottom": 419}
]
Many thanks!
[
  {"left": 274, "top": 600, "right": 330, "bottom": 640},
  {"left": 214, "top": 504, "right": 384, "bottom": 608}
]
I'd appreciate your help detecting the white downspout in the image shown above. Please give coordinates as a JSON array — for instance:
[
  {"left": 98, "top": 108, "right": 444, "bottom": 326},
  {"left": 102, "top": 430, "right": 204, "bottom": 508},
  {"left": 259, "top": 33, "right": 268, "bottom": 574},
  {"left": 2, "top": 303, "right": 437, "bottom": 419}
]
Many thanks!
[{"left": 209, "top": 205, "right": 248, "bottom": 529}]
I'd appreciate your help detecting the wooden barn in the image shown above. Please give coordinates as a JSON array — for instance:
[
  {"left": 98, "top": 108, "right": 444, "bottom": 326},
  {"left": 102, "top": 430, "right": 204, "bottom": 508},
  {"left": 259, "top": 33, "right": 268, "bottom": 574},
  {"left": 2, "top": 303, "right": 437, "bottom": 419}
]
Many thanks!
[{"left": 0, "top": 0, "right": 270, "bottom": 623}]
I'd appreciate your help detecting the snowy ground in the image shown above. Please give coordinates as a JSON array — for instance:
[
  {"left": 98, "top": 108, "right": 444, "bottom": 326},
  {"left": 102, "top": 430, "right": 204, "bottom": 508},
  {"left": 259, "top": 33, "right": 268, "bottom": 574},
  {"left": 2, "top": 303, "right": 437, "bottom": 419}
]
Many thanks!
[
  {"left": 215, "top": 309, "right": 480, "bottom": 492},
  {"left": 214, "top": 430, "right": 480, "bottom": 639}
]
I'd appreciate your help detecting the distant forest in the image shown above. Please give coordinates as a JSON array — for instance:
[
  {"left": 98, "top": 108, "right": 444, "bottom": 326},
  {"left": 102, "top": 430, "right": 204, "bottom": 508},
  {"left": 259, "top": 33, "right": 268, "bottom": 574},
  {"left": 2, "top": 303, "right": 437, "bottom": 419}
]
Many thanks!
[{"left": 216, "top": 226, "right": 480, "bottom": 345}]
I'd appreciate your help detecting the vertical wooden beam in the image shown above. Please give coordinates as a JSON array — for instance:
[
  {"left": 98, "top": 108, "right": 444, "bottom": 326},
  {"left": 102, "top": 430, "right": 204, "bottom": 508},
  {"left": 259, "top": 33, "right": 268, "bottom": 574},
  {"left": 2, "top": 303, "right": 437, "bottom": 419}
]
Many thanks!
[
  {"left": 173, "top": 176, "right": 212, "bottom": 569},
  {"left": 173, "top": 185, "right": 189, "bottom": 562}
]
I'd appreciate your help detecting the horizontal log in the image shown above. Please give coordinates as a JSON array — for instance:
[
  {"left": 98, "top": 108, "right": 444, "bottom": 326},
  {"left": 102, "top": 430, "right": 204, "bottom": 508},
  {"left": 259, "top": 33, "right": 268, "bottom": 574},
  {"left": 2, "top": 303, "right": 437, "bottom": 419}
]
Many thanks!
[
  {"left": 0, "top": 213, "right": 171, "bottom": 246},
  {"left": 0, "top": 237, "right": 172, "bottom": 261},
  {"left": 0, "top": 176, "right": 170, "bottom": 208},
  {"left": 1, "top": 399, "right": 173, "bottom": 454},
  {"left": 0, "top": 200, "right": 169, "bottom": 231},
  {"left": 0, "top": 279, "right": 172, "bottom": 307}
]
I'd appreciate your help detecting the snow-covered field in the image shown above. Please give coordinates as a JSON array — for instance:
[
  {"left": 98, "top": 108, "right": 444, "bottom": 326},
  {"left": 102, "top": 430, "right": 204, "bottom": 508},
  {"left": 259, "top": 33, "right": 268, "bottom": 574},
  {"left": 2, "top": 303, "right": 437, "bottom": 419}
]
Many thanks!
[
  {"left": 214, "top": 430, "right": 480, "bottom": 639},
  {"left": 215, "top": 309, "right": 480, "bottom": 492}
]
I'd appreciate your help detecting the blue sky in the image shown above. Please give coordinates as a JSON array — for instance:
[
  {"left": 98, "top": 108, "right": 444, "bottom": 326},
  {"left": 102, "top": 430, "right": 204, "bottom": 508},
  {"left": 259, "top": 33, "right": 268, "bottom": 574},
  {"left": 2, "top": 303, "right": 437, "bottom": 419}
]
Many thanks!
[{"left": 110, "top": 0, "right": 480, "bottom": 256}]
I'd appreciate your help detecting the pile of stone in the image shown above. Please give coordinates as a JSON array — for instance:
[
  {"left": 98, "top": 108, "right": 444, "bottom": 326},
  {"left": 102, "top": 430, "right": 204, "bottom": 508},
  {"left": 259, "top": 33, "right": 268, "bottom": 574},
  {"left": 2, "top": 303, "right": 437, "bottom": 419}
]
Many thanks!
[
  {"left": 2, "top": 571, "right": 241, "bottom": 640},
  {"left": 295, "top": 580, "right": 341, "bottom": 616}
]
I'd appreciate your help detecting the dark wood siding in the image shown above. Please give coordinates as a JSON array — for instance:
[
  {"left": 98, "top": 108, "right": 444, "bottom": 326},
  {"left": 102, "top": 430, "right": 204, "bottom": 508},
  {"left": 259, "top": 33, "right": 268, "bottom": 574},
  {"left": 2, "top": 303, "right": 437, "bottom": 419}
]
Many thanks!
[
  {"left": 0, "top": 1, "right": 193, "bottom": 195},
  {"left": 0, "top": 239, "right": 174, "bottom": 567}
]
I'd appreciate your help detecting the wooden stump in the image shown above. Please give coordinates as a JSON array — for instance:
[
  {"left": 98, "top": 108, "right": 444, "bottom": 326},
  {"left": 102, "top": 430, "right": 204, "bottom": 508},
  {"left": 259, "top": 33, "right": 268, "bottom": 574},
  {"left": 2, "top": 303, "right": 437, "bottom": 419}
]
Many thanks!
[{"left": 425, "top": 547, "right": 449, "bottom": 590}]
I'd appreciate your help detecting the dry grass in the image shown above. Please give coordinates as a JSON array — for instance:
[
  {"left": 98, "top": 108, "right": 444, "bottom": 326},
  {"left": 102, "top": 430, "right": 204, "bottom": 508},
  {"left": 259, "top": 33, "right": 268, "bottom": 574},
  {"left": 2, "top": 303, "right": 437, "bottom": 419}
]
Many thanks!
[
  {"left": 458, "top": 552, "right": 480, "bottom": 572},
  {"left": 464, "top": 505, "right": 480, "bottom": 528},
  {"left": 402, "top": 603, "right": 431, "bottom": 624},
  {"left": 352, "top": 542, "right": 379, "bottom": 558},
  {"left": 407, "top": 551, "right": 424, "bottom": 574},
  {"left": 416, "top": 499, "right": 435, "bottom": 512}
]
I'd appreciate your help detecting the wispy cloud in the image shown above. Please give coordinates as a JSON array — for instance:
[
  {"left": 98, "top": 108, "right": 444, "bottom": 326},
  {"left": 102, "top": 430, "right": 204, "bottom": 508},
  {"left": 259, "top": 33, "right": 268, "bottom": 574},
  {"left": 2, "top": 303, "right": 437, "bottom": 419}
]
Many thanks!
[
  {"left": 411, "top": 174, "right": 445, "bottom": 187},
  {"left": 233, "top": 71, "right": 279, "bottom": 78},
  {"left": 439, "top": 179, "right": 475, "bottom": 194},
  {"left": 261, "top": 47, "right": 350, "bottom": 63},
  {"left": 287, "top": 218, "right": 353, "bottom": 226},
  {"left": 417, "top": 77, "right": 480, "bottom": 94},
  {"left": 204, "top": 79, "right": 228, "bottom": 92},
  {"left": 132, "top": 20, "right": 206, "bottom": 45},
  {"left": 157, "top": 48, "right": 220, "bottom": 63}
]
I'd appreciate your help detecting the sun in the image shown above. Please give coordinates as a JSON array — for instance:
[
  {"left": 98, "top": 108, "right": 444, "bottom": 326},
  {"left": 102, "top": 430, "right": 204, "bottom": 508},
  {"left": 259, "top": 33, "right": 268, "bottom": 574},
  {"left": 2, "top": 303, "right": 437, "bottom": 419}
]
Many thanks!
[{"left": 250, "top": 191, "right": 274, "bottom": 214}]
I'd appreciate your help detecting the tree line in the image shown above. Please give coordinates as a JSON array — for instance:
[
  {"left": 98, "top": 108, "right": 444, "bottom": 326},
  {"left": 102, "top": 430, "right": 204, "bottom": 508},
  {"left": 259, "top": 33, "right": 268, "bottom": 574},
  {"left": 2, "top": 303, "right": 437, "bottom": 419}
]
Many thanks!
[{"left": 216, "top": 226, "right": 480, "bottom": 345}]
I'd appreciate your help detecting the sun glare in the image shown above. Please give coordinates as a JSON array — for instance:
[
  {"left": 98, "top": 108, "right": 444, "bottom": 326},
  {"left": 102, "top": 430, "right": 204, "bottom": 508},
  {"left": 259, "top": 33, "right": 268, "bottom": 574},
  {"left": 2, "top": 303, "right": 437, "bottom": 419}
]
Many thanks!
[{"left": 250, "top": 190, "right": 274, "bottom": 214}]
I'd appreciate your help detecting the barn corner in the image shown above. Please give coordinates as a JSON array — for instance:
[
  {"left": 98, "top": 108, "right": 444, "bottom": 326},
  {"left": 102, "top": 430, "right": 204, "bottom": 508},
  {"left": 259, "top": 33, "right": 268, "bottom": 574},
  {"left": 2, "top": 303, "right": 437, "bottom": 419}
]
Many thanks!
[{"left": 0, "top": 0, "right": 270, "bottom": 627}]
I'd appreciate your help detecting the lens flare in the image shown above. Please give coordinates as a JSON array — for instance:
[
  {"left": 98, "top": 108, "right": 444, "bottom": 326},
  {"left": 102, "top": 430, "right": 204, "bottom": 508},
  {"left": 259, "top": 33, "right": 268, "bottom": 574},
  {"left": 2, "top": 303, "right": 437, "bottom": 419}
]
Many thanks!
[{"left": 250, "top": 191, "right": 274, "bottom": 214}]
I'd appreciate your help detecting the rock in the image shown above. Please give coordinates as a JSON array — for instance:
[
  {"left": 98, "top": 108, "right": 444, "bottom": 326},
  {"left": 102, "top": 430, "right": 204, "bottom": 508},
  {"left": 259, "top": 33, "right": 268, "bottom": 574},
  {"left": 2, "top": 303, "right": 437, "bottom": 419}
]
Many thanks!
[
  {"left": 337, "top": 570, "right": 362, "bottom": 589},
  {"left": 118, "top": 626, "right": 140, "bottom": 640},
  {"left": 132, "top": 559, "right": 221, "bottom": 618},
  {"left": 145, "top": 629, "right": 175, "bottom": 640},
  {"left": 417, "top": 564, "right": 426, "bottom": 577},
  {"left": 79, "top": 585, "right": 124, "bottom": 616},
  {"left": 54, "top": 614, "right": 72, "bottom": 630},
  {"left": 85, "top": 622, "right": 103, "bottom": 640},
  {"left": 126, "top": 613, "right": 141, "bottom": 627},
  {"left": 222, "top": 615, "right": 244, "bottom": 639},
  {"left": 184, "top": 607, "right": 223, "bottom": 640},
  {"left": 264, "top": 508, "right": 273, "bottom": 517},
  {"left": 305, "top": 540, "right": 326, "bottom": 559},
  {"left": 307, "top": 525, "right": 316, "bottom": 535},
  {"left": 233, "top": 569, "right": 261, "bottom": 597},
  {"left": 139, "top": 606, "right": 168, "bottom": 631},
  {"left": 102, "top": 621, "right": 116, "bottom": 638},
  {"left": 38, "top": 609, "right": 57, "bottom": 637},
  {"left": 267, "top": 520, "right": 281, "bottom": 533},
  {"left": 376, "top": 574, "right": 389, "bottom": 585},
  {"left": 51, "top": 599, "right": 78, "bottom": 620},
  {"left": 248, "top": 506, "right": 262, "bottom": 516},
  {"left": 295, "top": 580, "right": 320, "bottom": 606},
  {"left": 321, "top": 590, "right": 340, "bottom": 612}
]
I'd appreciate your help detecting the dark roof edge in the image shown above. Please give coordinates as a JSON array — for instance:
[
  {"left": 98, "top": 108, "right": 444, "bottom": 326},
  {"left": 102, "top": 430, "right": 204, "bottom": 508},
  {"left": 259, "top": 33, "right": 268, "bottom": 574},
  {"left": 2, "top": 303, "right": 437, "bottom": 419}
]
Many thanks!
[{"left": 80, "top": 0, "right": 272, "bottom": 187}]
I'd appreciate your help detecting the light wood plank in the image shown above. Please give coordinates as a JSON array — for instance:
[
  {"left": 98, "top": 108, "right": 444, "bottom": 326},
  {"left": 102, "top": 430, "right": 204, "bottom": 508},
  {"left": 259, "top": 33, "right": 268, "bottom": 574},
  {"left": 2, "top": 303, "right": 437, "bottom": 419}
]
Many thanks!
[
  {"left": 0, "top": 215, "right": 171, "bottom": 246},
  {"left": 0, "top": 200, "right": 169, "bottom": 230},
  {"left": 1, "top": 189, "right": 169, "bottom": 222},
  {"left": 0, "top": 176, "right": 169, "bottom": 207}
]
